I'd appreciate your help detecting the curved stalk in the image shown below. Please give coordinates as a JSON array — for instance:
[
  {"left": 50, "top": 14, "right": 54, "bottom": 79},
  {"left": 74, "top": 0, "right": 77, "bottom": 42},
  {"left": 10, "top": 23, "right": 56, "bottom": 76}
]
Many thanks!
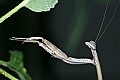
[
  {"left": 0, "top": 68, "right": 18, "bottom": 80},
  {"left": 0, "top": 0, "right": 29, "bottom": 23}
]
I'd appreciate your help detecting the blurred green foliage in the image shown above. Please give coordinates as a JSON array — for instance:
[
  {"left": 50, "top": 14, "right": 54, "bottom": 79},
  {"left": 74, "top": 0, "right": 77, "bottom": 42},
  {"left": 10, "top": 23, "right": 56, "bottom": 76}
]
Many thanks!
[{"left": 0, "top": 51, "right": 32, "bottom": 80}]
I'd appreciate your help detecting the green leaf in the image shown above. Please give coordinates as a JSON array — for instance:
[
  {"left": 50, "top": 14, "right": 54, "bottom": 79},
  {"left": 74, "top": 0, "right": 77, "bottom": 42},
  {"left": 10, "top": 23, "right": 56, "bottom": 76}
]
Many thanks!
[
  {"left": 25, "top": 0, "right": 58, "bottom": 12},
  {"left": 0, "top": 51, "right": 32, "bottom": 80}
]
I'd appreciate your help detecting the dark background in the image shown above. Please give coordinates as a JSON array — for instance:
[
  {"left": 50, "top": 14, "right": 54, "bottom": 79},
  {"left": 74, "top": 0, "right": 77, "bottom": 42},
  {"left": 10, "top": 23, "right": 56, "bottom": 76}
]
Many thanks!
[{"left": 0, "top": 0, "right": 120, "bottom": 80}]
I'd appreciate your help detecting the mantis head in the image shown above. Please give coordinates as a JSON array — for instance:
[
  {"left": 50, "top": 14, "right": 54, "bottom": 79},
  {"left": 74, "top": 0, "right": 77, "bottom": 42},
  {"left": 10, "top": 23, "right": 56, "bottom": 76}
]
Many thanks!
[{"left": 85, "top": 41, "right": 96, "bottom": 50}]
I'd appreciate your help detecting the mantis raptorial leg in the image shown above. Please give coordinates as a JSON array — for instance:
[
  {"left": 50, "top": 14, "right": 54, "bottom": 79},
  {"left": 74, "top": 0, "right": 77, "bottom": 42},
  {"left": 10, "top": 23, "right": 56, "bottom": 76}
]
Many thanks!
[
  {"left": 10, "top": 37, "right": 94, "bottom": 64},
  {"left": 10, "top": 37, "right": 103, "bottom": 80}
]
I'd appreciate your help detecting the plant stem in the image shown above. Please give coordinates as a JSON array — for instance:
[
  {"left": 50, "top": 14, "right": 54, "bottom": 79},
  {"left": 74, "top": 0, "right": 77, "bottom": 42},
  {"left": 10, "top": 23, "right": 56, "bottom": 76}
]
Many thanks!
[
  {"left": 0, "top": 0, "right": 29, "bottom": 23},
  {"left": 0, "top": 68, "right": 18, "bottom": 80}
]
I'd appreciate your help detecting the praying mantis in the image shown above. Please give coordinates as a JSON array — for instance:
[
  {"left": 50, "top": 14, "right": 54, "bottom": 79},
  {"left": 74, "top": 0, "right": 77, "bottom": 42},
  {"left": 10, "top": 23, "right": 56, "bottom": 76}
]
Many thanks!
[
  {"left": 10, "top": 37, "right": 103, "bottom": 80},
  {"left": 9, "top": 0, "right": 120, "bottom": 80}
]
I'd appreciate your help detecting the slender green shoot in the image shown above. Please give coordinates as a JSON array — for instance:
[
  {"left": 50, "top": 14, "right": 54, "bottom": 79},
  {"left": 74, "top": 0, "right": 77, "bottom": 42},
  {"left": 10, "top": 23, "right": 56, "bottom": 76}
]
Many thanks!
[
  {"left": 0, "top": 0, "right": 29, "bottom": 23},
  {"left": 0, "top": 68, "right": 18, "bottom": 80}
]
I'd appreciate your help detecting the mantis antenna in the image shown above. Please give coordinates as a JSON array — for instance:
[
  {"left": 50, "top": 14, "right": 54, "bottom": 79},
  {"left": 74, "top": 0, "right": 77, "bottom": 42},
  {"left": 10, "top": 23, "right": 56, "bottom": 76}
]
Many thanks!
[{"left": 95, "top": 0, "right": 120, "bottom": 43}]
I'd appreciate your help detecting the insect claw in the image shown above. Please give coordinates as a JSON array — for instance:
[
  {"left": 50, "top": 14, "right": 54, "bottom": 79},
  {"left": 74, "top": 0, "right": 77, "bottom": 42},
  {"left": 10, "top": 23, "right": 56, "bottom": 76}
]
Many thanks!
[
  {"left": 21, "top": 39, "right": 34, "bottom": 44},
  {"left": 9, "top": 37, "right": 44, "bottom": 42},
  {"left": 22, "top": 40, "right": 26, "bottom": 44},
  {"left": 9, "top": 37, "right": 28, "bottom": 41}
]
